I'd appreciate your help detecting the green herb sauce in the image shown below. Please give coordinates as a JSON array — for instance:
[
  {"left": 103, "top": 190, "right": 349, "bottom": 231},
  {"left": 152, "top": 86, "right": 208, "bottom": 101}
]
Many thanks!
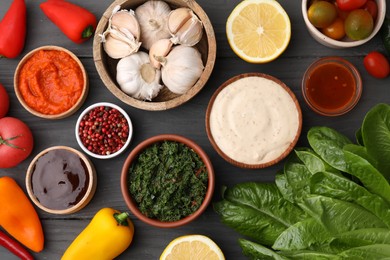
[{"left": 128, "top": 141, "right": 208, "bottom": 222}]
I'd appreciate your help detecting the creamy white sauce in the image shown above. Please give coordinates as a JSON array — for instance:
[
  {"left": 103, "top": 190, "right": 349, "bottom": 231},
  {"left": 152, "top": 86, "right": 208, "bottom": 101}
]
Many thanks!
[{"left": 209, "top": 76, "right": 300, "bottom": 165}]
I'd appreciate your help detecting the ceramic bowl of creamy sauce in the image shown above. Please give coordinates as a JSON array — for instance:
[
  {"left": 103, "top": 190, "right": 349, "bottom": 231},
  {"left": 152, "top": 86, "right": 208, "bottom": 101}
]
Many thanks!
[{"left": 206, "top": 73, "right": 302, "bottom": 168}]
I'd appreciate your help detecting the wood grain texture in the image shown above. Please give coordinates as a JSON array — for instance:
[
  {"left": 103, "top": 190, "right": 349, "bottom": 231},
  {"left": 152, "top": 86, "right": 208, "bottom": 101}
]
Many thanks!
[{"left": 0, "top": 0, "right": 389, "bottom": 259}]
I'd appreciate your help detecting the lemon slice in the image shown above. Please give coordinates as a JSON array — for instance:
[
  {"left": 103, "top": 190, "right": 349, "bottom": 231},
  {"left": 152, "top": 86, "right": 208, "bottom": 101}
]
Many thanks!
[
  {"left": 226, "top": 0, "right": 291, "bottom": 63},
  {"left": 160, "top": 235, "right": 225, "bottom": 260}
]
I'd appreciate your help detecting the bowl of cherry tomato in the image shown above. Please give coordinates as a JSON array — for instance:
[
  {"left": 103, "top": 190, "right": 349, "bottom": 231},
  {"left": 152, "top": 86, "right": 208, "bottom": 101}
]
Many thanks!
[{"left": 302, "top": 0, "right": 386, "bottom": 48}]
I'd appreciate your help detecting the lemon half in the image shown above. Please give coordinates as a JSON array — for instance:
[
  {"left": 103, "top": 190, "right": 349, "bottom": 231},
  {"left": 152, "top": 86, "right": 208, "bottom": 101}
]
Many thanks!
[
  {"left": 160, "top": 235, "right": 225, "bottom": 260},
  {"left": 226, "top": 0, "right": 291, "bottom": 63}
]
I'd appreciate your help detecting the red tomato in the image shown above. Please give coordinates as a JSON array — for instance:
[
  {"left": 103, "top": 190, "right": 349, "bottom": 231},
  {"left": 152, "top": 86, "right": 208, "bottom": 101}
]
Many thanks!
[
  {"left": 0, "top": 83, "right": 9, "bottom": 118},
  {"left": 336, "top": 0, "right": 367, "bottom": 11},
  {"left": 363, "top": 51, "right": 390, "bottom": 79},
  {"left": 363, "top": 0, "right": 378, "bottom": 21},
  {"left": 0, "top": 117, "right": 34, "bottom": 168}
]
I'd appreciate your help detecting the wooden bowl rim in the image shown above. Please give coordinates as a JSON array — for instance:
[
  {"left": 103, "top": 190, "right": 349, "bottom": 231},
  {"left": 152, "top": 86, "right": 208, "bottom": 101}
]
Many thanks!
[
  {"left": 205, "top": 72, "right": 303, "bottom": 169},
  {"left": 120, "top": 134, "right": 215, "bottom": 228},
  {"left": 93, "top": 0, "right": 216, "bottom": 111},
  {"left": 14, "top": 45, "right": 89, "bottom": 120},
  {"left": 25, "top": 146, "right": 97, "bottom": 215}
]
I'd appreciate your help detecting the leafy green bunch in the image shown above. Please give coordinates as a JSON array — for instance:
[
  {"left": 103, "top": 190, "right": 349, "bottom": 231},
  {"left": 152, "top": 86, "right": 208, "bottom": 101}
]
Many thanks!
[{"left": 214, "top": 103, "right": 390, "bottom": 259}]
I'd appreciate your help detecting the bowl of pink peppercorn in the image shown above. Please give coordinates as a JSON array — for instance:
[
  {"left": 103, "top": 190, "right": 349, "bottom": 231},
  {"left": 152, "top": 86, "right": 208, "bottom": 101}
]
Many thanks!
[{"left": 75, "top": 102, "right": 133, "bottom": 159}]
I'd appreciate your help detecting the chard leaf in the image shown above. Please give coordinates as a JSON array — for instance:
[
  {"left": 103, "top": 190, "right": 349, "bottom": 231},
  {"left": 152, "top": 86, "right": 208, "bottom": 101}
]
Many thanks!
[
  {"left": 362, "top": 103, "right": 390, "bottom": 181},
  {"left": 310, "top": 172, "right": 390, "bottom": 227},
  {"left": 307, "top": 127, "right": 352, "bottom": 172},
  {"left": 343, "top": 150, "right": 390, "bottom": 204},
  {"left": 301, "top": 195, "right": 387, "bottom": 235},
  {"left": 214, "top": 183, "right": 306, "bottom": 246},
  {"left": 339, "top": 244, "right": 390, "bottom": 259},
  {"left": 273, "top": 218, "right": 332, "bottom": 251},
  {"left": 331, "top": 228, "right": 390, "bottom": 250},
  {"left": 295, "top": 149, "right": 340, "bottom": 175},
  {"left": 239, "top": 239, "right": 288, "bottom": 260}
]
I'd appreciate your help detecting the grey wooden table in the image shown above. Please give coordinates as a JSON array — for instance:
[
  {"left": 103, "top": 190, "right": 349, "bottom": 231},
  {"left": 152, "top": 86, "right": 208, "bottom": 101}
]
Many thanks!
[{"left": 0, "top": 0, "right": 389, "bottom": 259}]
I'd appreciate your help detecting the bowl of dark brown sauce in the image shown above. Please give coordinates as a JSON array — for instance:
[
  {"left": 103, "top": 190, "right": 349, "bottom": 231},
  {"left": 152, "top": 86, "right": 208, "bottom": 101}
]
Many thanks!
[
  {"left": 25, "top": 146, "right": 97, "bottom": 214},
  {"left": 302, "top": 56, "right": 362, "bottom": 116}
]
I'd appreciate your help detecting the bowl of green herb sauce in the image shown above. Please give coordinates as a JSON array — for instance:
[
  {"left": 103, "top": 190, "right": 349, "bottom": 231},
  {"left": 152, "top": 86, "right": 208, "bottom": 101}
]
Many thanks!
[{"left": 120, "top": 134, "right": 215, "bottom": 228}]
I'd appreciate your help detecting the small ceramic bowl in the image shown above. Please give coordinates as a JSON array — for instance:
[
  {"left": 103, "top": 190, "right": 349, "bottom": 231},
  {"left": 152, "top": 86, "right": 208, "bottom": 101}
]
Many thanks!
[
  {"left": 302, "top": 56, "right": 362, "bottom": 116},
  {"left": 14, "top": 45, "right": 88, "bottom": 119},
  {"left": 26, "top": 146, "right": 97, "bottom": 215},
  {"left": 121, "top": 134, "right": 215, "bottom": 228},
  {"left": 75, "top": 102, "right": 133, "bottom": 159},
  {"left": 302, "top": 0, "right": 386, "bottom": 48},
  {"left": 206, "top": 73, "right": 302, "bottom": 169},
  {"left": 93, "top": 0, "right": 216, "bottom": 111}
]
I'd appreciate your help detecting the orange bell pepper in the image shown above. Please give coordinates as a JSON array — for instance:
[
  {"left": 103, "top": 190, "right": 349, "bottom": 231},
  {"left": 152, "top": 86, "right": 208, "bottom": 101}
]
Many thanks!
[{"left": 0, "top": 176, "right": 44, "bottom": 252}]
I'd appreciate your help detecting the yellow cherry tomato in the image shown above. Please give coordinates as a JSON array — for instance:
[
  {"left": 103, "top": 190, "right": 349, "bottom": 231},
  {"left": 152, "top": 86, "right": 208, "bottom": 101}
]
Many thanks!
[{"left": 322, "top": 17, "right": 346, "bottom": 40}]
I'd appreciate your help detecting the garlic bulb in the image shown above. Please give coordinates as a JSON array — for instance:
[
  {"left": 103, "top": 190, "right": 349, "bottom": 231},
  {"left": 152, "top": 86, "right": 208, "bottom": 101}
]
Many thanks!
[
  {"left": 157, "top": 45, "right": 204, "bottom": 95},
  {"left": 100, "top": 5, "right": 141, "bottom": 59},
  {"left": 168, "top": 7, "right": 203, "bottom": 46},
  {"left": 135, "top": 1, "right": 171, "bottom": 50},
  {"left": 116, "top": 51, "right": 163, "bottom": 101},
  {"left": 149, "top": 38, "right": 173, "bottom": 69}
]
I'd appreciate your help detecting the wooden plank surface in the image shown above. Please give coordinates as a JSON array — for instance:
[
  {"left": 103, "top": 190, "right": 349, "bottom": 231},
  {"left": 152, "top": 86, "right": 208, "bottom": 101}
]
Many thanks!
[{"left": 0, "top": 0, "right": 389, "bottom": 259}]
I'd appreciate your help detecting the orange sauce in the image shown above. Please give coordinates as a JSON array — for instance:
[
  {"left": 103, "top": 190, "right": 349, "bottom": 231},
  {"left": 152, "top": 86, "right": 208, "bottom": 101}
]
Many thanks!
[
  {"left": 18, "top": 50, "right": 84, "bottom": 115},
  {"left": 306, "top": 62, "right": 356, "bottom": 111}
]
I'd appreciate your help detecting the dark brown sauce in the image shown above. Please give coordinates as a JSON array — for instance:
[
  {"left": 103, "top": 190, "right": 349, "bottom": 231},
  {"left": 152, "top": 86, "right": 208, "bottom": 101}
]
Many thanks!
[
  {"left": 306, "top": 62, "right": 356, "bottom": 111},
  {"left": 31, "top": 149, "right": 89, "bottom": 210}
]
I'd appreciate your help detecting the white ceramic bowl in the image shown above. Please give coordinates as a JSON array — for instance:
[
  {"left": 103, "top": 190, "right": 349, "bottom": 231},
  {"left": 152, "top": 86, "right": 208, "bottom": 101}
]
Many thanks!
[
  {"left": 75, "top": 102, "right": 133, "bottom": 159},
  {"left": 302, "top": 0, "right": 386, "bottom": 48}
]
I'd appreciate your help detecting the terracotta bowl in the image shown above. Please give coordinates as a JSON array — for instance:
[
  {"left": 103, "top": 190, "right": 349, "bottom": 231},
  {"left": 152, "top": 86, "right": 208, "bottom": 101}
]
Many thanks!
[
  {"left": 75, "top": 102, "right": 133, "bottom": 159},
  {"left": 14, "top": 45, "right": 88, "bottom": 119},
  {"left": 206, "top": 73, "right": 302, "bottom": 169},
  {"left": 302, "top": 0, "right": 386, "bottom": 48},
  {"left": 93, "top": 0, "right": 216, "bottom": 111},
  {"left": 121, "top": 134, "right": 215, "bottom": 228},
  {"left": 25, "top": 146, "right": 97, "bottom": 215}
]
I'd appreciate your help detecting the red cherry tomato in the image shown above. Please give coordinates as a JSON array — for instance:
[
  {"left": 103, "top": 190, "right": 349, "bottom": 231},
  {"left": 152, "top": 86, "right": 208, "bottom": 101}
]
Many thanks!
[
  {"left": 336, "top": 0, "right": 367, "bottom": 11},
  {"left": 363, "top": 0, "right": 378, "bottom": 21},
  {"left": 363, "top": 51, "right": 390, "bottom": 79},
  {"left": 0, "top": 117, "right": 34, "bottom": 168},
  {"left": 0, "top": 83, "right": 9, "bottom": 119}
]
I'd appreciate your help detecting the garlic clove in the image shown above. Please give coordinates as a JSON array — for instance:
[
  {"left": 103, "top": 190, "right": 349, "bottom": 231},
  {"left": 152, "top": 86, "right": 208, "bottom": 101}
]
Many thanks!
[
  {"left": 149, "top": 38, "right": 173, "bottom": 69},
  {"left": 110, "top": 9, "right": 141, "bottom": 41},
  {"left": 167, "top": 7, "right": 192, "bottom": 34},
  {"left": 168, "top": 8, "right": 203, "bottom": 46},
  {"left": 102, "top": 29, "right": 141, "bottom": 59}
]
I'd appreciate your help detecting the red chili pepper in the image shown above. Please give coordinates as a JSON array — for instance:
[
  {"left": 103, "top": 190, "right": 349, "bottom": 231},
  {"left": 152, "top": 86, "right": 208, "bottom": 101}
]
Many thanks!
[
  {"left": 0, "top": 0, "right": 26, "bottom": 58},
  {"left": 0, "top": 230, "right": 34, "bottom": 260},
  {"left": 40, "top": 0, "right": 97, "bottom": 44}
]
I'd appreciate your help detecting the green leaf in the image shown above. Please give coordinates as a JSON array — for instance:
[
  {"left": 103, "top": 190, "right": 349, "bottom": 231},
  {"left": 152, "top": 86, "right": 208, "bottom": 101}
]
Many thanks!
[
  {"left": 295, "top": 149, "right": 340, "bottom": 175},
  {"left": 275, "top": 171, "right": 294, "bottom": 203},
  {"left": 343, "top": 150, "right": 390, "bottom": 204},
  {"left": 331, "top": 228, "right": 390, "bottom": 250},
  {"left": 343, "top": 144, "right": 378, "bottom": 169},
  {"left": 307, "top": 127, "right": 352, "bottom": 172},
  {"left": 284, "top": 158, "right": 312, "bottom": 203},
  {"left": 362, "top": 103, "right": 390, "bottom": 181},
  {"left": 355, "top": 127, "right": 364, "bottom": 146},
  {"left": 214, "top": 183, "right": 306, "bottom": 246},
  {"left": 310, "top": 172, "right": 390, "bottom": 227},
  {"left": 339, "top": 244, "right": 390, "bottom": 259},
  {"left": 301, "top": 195, "right": 387, "bottom": 235},
  {"left": 239, "top": 239, "right": 288, "bottom": 260},
  {"left": 280, "top": 250, "right": 341, "bottom": 259},
  {"left": 273, "top": 218, "right": 332, "bottom": 251}
]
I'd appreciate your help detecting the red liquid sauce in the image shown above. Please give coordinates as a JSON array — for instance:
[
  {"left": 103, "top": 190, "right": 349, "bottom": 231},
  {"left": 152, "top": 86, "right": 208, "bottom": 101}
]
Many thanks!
[{"left": 306, "top": 62, "right": 356, "bottom": 111}]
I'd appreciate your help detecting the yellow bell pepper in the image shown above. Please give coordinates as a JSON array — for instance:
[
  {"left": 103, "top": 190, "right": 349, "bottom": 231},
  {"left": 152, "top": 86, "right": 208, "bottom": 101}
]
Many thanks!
[{"left": 61, "top": 208, "right": 134, "bottom": 260}]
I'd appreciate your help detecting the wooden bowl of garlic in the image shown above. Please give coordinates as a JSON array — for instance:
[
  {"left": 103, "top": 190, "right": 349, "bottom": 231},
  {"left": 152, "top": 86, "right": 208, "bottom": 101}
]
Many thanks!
[{"left": 93, "top": 0, "right": 216, "bottom": 111}]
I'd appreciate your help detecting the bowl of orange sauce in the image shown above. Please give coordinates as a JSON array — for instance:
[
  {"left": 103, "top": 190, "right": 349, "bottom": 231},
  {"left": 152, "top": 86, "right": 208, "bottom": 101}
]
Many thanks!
[
  {"left": 14, "top": 46, "right": 88, "bottom": 119},
  {"left": 302, "top": 56, "right": 362, "bottom": 116}
]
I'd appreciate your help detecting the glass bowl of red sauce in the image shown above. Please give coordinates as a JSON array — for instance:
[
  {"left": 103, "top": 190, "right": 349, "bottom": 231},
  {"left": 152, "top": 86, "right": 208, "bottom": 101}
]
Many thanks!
[
  {"left": 302, "top": 56, "right": 362, "bottom": 116},
  {"left": 14, "top": 46, "right": 88, "bottom": 119}
]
